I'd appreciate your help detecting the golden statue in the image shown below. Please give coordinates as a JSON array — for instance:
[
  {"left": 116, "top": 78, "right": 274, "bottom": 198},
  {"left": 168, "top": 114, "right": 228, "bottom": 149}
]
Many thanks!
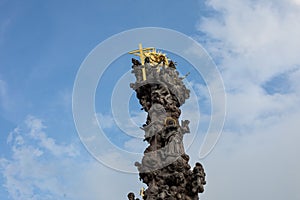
[
  {"left": 129, "top": 43, "right": 170, "bottom": 81},
  {"left": 129, "top": 43, "right": 169, "bottom": 66}
]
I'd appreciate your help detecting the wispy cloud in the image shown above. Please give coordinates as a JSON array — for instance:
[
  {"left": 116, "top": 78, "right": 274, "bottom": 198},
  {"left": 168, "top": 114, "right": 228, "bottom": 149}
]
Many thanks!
[
  {"left": 0, "top": 116, "right": 144, "bottom": 200},
  {"left": 201, "top": 110, "right": 300, "bottom": 200},
  {"left": 94, "top": 113, "right": 117, "bottom": 130},
  {"left": 1, "top": 116, "right": 80, "bottom": 199},
  {"left": 24, "top": 116, "right": 79, "bottom": 157},
  {"left": 198, "top": 0, "right": 300, "bottom": 131},
  {"left": 199, "top": 0, "right": 300, "bottom": 83},
  {"left": 194, "top": 0, "right": 300, "bottom": 199}
]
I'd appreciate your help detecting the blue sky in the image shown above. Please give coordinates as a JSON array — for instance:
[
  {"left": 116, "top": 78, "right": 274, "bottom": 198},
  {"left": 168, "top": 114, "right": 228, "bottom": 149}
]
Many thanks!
[
  {"left": 0, "top": 0, "right": 206, "bottom": 147},
  {"left": 1, "top": 0, "right": 300, "bottom": 199}
]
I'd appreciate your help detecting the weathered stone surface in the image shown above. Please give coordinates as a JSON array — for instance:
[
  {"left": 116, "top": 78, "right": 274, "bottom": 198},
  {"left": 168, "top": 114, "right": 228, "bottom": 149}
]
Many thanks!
[{"left": 128, "top": 58, "right": 206, "bottom": 200}]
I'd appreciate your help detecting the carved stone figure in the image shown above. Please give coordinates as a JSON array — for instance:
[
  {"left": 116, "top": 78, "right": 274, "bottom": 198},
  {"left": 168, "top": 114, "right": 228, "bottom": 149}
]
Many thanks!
[
  {"left": 127, "top": 46, "right": 206, "bottom": 200},
  {"left": 127, "top": 192, "right": 140, "bottom": 200}
]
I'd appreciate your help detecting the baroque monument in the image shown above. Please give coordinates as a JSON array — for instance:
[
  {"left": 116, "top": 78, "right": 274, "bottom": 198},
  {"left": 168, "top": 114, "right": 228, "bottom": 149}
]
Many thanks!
[{"left": 127, "top": 44, "right": 206, "bottom": 200}]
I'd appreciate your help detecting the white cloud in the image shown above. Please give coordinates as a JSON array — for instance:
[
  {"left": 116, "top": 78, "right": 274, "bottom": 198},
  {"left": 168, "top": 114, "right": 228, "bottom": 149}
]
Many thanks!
[
  {"left": 0, "top": 116, "right": 144, "bottom": 200},
  {"left": 197, "top": 0, "right": 300, "bottom": 131},
  {"left": 201, "top": 110, "right": 300, "bottom": 200},
  {"left": 95, "top": 113, "right": 115, "bottom": 129},
  {"left": 290, "top": 0, "right": 300, "bottom": 6},
  {"left": 199, "top": 0, "right": 300, "bottom": 85},
  {"left": 194, "top": 0, "right": 300, "bottom": 199},
  {"left": 24, "top": 115, "right": 79, "bottom": 157}
]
